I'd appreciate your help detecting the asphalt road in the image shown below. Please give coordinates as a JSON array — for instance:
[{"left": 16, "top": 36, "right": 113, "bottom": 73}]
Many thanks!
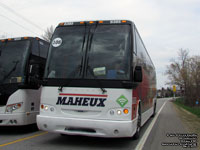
[{"left": 0, "top": 98, "right": 197, "bottom": 150}]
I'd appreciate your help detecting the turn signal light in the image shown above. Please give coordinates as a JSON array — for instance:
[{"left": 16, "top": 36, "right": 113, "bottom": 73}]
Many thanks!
[{"left": 123, "top": 109, "right": 129, "bottom": 114}]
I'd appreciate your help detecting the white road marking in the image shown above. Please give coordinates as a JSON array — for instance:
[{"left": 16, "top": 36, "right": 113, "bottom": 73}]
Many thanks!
[{"left": 134, "top": 101, "right": 167, "bottom": 150}]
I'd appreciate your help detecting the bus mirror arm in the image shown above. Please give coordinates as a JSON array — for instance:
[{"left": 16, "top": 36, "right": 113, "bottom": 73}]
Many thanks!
[{"left": 134, "top": 66, "right": 143, "bottom": 82}]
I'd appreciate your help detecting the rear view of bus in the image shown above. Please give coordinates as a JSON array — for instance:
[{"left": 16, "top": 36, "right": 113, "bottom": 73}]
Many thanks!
[
  {"left": 0, "top": 37, "right": 49, "bottom": 126},
  {"left": 37, "top": 20, "right": 157, "bottom": 138}
]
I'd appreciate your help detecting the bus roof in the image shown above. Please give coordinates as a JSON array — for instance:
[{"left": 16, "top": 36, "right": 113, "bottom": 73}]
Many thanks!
[
  {"left": 0, "top": 37, "right": 46, "bottom": 43},
  {"left": 57, "top": 20, "right": 134, "bottom": 27}
]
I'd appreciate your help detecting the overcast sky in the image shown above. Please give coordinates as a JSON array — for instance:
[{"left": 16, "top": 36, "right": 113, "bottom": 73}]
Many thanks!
[{"left": 0, "top": 0, "right": 200, "bottom": 89}]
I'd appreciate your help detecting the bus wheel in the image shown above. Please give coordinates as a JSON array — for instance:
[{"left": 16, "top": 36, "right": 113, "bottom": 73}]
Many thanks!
[
  {"left": 134, "top": 108, "right": 141, "bottom": 139},
  {"left": 60, "top": 134, "right": 68, "bottom": 136},
  {"left": 151, "top": 102, "right": 156, "bottom": 118}
]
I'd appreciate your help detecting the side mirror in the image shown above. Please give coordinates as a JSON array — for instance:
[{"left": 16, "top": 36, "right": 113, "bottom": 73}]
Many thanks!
[
  {"left": 134, "top": 66, "right": 143, "bottom": 82},
  {"left": 28, "top": 63, "right": 41, "bottom": 87},
  {"left": 29, "top": 64, "right": 40, "bottom": 78}
]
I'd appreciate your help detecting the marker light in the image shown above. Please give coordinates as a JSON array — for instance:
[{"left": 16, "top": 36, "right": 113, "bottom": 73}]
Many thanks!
[
  {"left": 24, "top": 37, "right": 28, "bottom": 39},
  {"left": 99, "top": 21, "right": 104, "bottom": 24},
  {"left": 59, "top": 22, "right": 64, "bottom": 26},
  {"left": 1, "top": 40, "right": 5, "bottom": 42},
  {"left": 122, "top": 20, "right": 127, "bottom": 23},
  {"left": 80, "top": 21, "right": 84, "bottom": 24},
  {"left": 123, "top": 108, "right": 129, "bottom": 114},
  {"left": 89, "top": 21, "right": 94, "bottom": 24},
  {"left": 8, "top": 38, "right": 12, "bottom": 41},
  {"left": 41, "top": 104, "right": 44, "bottom": 109},
  {"left": 117, "top": 110, "right": 122, "bottom": 115}
]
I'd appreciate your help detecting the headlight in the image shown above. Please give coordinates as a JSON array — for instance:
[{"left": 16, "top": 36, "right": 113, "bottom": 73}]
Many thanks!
[{"left": 6, "top": 102, "right": 23, "bottom": 113}]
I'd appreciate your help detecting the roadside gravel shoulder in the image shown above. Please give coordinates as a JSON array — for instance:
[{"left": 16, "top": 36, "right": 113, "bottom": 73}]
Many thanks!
[{"left": 173, "top": 102, "right": 200, "bottom": 150}]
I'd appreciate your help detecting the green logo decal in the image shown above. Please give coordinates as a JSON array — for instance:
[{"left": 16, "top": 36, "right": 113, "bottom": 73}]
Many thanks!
[{"left": 116, "top": 95, "right": 128, "bottom": 107}]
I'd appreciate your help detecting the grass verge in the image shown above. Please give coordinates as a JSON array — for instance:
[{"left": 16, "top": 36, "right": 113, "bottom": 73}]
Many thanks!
[{"left": 173, "top": 97, "right": 200, "bottom": 118}]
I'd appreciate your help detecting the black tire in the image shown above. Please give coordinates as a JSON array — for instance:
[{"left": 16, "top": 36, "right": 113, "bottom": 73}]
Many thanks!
[
  {"left": 151, "top": 102, "right": 156, "bottom": 118},
  {"left": 60, "top": 134, "right": 68, "bottom": 136},
  {"left": 134, "top": 105, "right": 141, "bottom": 139}
]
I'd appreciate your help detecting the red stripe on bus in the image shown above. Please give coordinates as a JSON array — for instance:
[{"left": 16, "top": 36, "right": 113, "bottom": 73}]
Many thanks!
[{"left": 59, "top": 93, "right": 108, "bottom": 97}]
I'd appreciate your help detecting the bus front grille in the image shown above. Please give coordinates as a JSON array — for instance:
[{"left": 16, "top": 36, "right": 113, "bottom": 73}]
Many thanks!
[{"left": 65, "top": 127, "right": 96, "bottom": 133}]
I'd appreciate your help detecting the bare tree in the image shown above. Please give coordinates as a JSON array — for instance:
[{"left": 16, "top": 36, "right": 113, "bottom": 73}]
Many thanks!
[
  {"left": 166, "top": 49, "right": 200, "bottom": 106},
  {"left": 188, "top": 56, "right": 200, "bottom": 106},
  {"left": 166, "top": 49, "right": 189, "bottom": 89},
  {"left": 41, "top": 25, "right": 55, "bottom": 42}
]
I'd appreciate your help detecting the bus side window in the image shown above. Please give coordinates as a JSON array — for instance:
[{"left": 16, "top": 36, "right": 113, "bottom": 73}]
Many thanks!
[
  {"left": 133, "top": 26, "right": 137, "bottom": 55},
  {"left": 39, "top": 40, "right": 48, "bottom": 58},
  {"left": 31, "top": 39, "right": 40, "bottom": 57}
]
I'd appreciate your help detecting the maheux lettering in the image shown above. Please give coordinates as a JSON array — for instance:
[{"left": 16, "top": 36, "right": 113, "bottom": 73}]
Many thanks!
[{"left": 56, "top": 97, "right": 106, "bottom": 107}]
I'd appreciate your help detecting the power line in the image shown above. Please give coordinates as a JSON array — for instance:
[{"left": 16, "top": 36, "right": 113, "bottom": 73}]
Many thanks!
[
  {"left": 0, "top": 14, "right": 40, "bottom": 36},
  {"left": 0, "top": 1, "right": 44, "bottom": 32}
]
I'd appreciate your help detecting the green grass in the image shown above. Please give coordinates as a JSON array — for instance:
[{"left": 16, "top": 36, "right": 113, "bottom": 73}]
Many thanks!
[{"left": 173, "top": 97, "right": 200, "bottom": 118}]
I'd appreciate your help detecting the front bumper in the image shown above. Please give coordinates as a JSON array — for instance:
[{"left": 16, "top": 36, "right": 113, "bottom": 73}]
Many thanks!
[
  {"left": 37, "top": 115, "right": 137, "bottom": 138},
  {"left": 0, "top": 112, "right": 38, "bottom": 126}
]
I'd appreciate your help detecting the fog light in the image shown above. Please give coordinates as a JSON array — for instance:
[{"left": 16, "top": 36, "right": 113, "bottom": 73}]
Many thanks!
[
  {"left": 44, "top": 106, "right": 48, "bottom": 111},
  {"left": 50, "top": 107, "right": 54, "bottom": 112},
  {"left": 110, "top": 110, "right": 114, "bottom": 115},
  {"left": 117, "top": 110, "right": 121, "bottom": 115}
]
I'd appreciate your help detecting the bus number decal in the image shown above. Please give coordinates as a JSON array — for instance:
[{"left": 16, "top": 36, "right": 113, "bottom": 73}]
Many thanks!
[{"left": 52, "top": 37, "right": 62, "bottom": 47}]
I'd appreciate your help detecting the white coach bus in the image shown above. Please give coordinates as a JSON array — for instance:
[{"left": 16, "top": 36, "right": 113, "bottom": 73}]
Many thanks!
[
  {"left": 37, "top": 20, "right": 157, "bottom": 138},
  {"left": 0, "top": 37, "right": 49, "bottom": 126}
]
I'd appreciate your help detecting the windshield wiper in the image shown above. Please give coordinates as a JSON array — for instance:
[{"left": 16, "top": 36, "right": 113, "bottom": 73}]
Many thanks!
[
  {"left": 58, "top": 24, "right": 87, "bottom": 92},
  {"left": 58, "top": 63, "right": 83, "bottom": 92},
  {"left": 0, "top": 60, "right": 19, "bottom": 83}
]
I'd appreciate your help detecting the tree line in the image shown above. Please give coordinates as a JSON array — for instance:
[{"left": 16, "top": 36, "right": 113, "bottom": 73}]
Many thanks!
[{"left": 166, "top": 49, "right": 200, "bottom": 106}]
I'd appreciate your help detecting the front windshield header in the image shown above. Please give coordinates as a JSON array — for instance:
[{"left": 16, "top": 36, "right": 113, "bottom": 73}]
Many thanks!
[
  {"left": 45, "top": 24, "right": 131, "bottom": 81},
  {"left": 0, "top": 40, "right": 30, "bottom": 84}
]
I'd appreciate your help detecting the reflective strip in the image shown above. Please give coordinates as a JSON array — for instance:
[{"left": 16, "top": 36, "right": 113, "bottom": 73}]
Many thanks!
[{"left": 59, "top": 93, "right": 108, "bottom": 97}]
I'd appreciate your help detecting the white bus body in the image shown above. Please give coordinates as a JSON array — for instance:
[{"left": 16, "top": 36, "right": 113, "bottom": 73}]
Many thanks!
[
  {"left": 37, "top": 20, "right": 157, "bottom": 138},
  {"left": 0, "top": 37, "right": 49, "bottom": 126}
]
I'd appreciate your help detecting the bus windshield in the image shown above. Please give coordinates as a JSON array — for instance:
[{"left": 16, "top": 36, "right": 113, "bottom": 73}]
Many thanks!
[
  {"left": 86, "top": 25, "right": 131, "bottom": 80},
  {"left": 0, "top": 40, "right": 30, "bottom": 84},
  {"left": 46, "top": 24, "right": 131, "bottom": 80},
  {"left": 46, "top": 26, "right": 86, "bottom": 79}
]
